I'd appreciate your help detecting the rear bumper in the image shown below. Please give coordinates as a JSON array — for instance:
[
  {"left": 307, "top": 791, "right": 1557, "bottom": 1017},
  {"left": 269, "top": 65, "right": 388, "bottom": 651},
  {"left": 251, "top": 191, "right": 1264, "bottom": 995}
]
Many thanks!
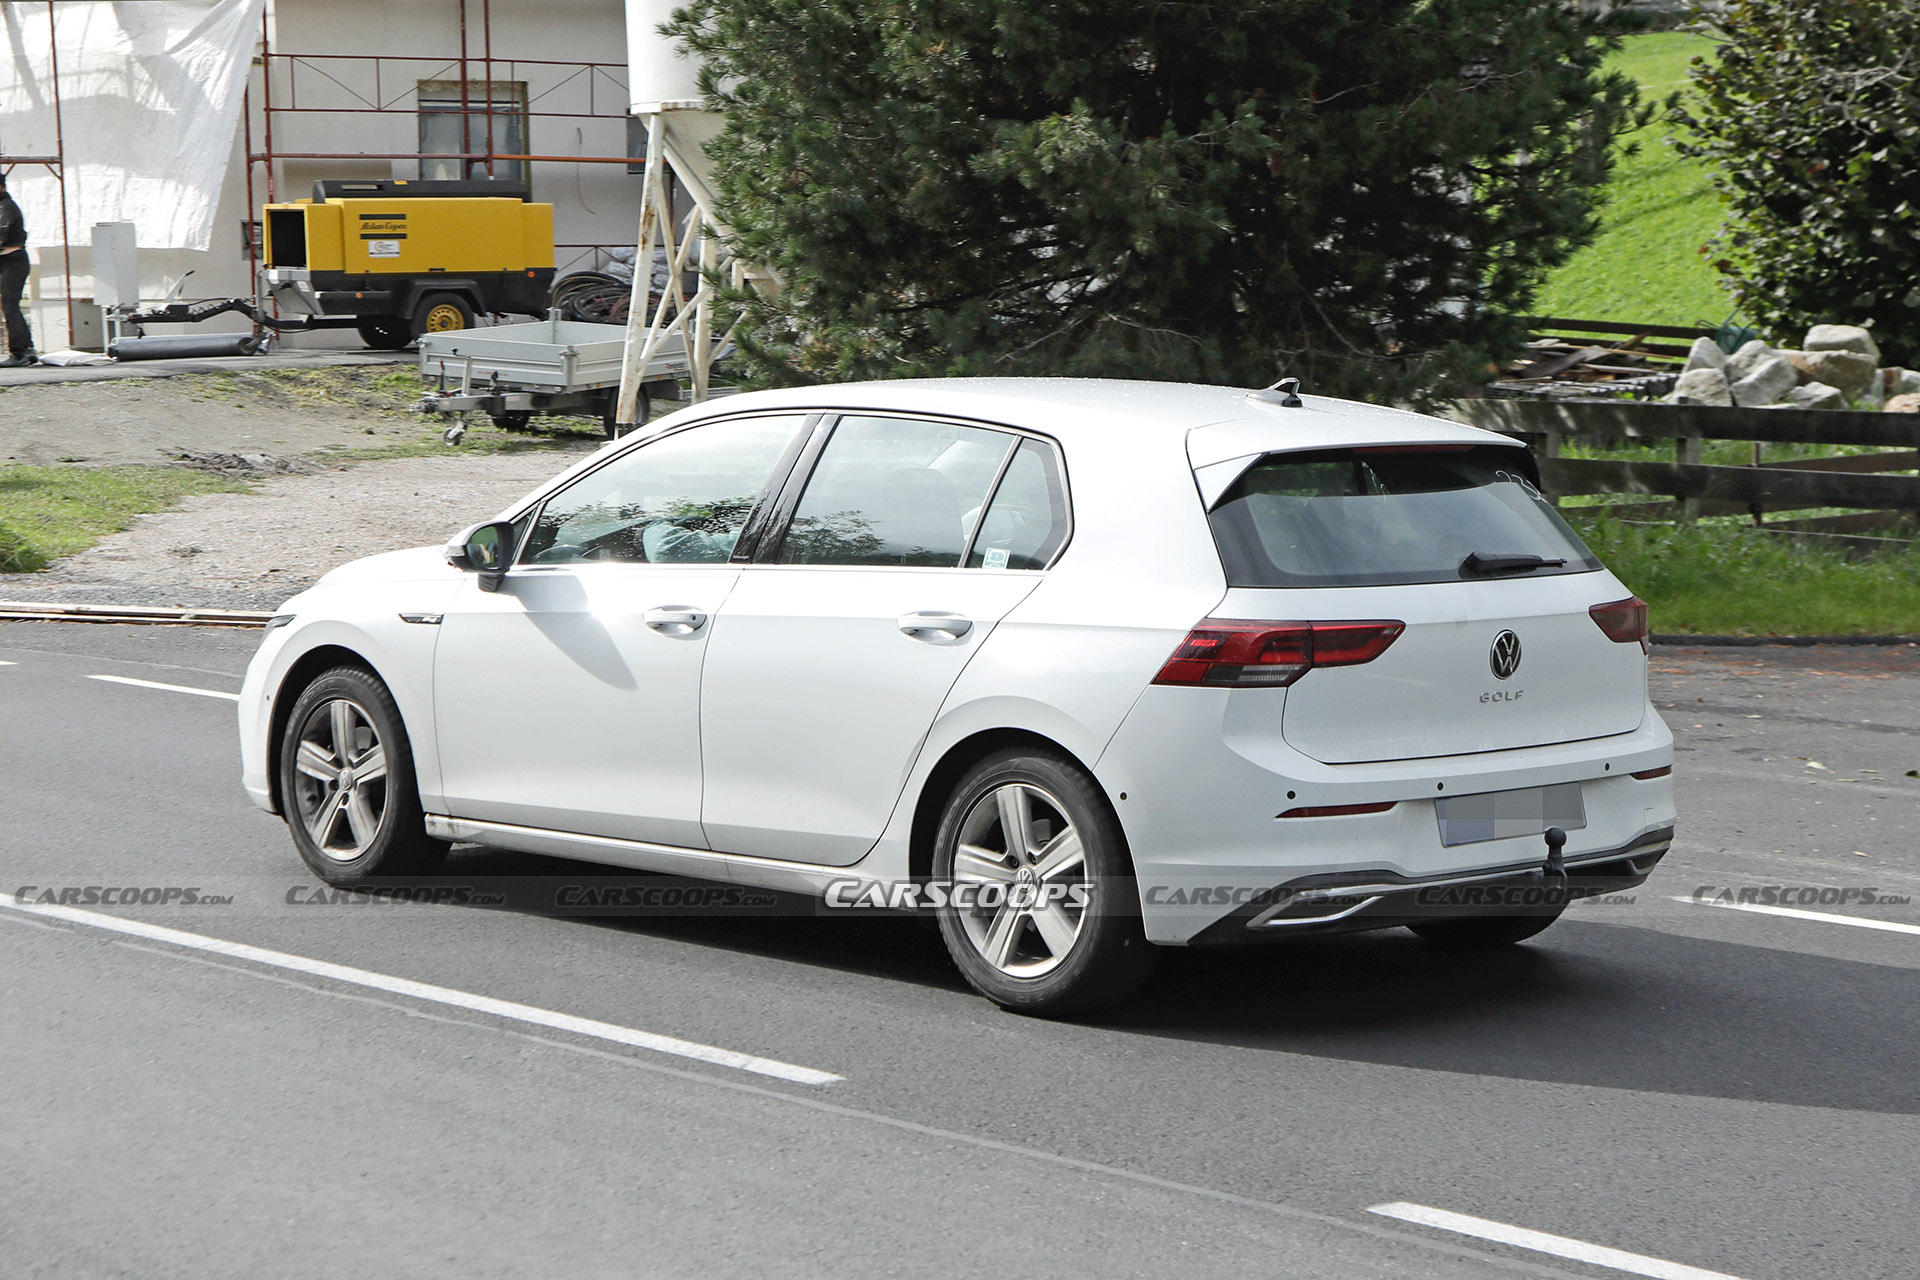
[
  {"left": 1093, "top": 684, "right": 1676, "bottom": 944},
  {"left": 1185, "top": 824, "right": 1671, "bottom": 945}
]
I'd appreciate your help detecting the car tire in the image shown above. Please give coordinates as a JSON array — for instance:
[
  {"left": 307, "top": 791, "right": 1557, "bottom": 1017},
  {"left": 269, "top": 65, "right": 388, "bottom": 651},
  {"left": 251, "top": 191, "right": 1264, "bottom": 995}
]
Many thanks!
[
  {"left": 356, "top": 317, "right": 412, "bottom": 350},
  {"left": 931, "top": 749, "right": 1157, "bottom": 1016},
  {"left": 411, "top": 292, "right": 477, "bottom": 339},
  {"left": 1406, "top": 906, "right": 1565, "bottom": 949},
  {"left": 278, "top": 666, "right": 447, "bottom": 885}
]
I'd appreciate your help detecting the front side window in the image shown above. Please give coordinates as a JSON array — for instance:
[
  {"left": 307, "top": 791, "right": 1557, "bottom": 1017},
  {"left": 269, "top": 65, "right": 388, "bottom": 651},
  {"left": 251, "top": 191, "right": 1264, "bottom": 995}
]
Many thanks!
[
  {"left": 1208, "top": 446, "right": 1602, "bottom": 588},
  {"left": 776, "top": 416, "right": 1015, "bottom": 568},
  {"left": 520, "top": 416, "right": 803, "bottom": 565}
]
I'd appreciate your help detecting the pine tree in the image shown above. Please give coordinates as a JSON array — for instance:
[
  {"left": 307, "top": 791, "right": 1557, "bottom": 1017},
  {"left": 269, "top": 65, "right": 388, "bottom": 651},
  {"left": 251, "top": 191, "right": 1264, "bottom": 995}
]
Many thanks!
[{"left": 666, "top": 0, "right": 1645, "bottom": 402}]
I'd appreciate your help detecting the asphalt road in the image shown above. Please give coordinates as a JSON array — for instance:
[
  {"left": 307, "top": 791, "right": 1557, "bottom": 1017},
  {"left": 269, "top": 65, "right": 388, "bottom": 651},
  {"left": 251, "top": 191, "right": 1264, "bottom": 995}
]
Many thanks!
[{"left": 2, "top": 622, "right": 1916, "bottom": 1280}]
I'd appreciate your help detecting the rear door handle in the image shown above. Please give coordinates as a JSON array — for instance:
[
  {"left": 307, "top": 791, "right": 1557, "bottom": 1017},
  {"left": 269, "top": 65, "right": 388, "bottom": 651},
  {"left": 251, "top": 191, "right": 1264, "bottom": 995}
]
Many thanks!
[
  {"left": 898, "top": 611, "right": 973, "bottom": 642},
  {"left": 644, "top": 606, "right": 708, "bottom": 635}
]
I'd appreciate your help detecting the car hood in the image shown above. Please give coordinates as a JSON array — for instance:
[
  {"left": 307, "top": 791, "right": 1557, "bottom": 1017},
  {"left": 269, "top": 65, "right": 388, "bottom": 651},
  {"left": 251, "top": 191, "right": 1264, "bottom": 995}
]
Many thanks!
[{"left": 310, "top": 545, "right": 454, "bottom": 591}]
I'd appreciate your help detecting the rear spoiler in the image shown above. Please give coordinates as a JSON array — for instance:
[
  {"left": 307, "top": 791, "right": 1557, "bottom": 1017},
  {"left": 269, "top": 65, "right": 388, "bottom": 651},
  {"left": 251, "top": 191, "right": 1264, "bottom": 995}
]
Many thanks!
[{"left": 1186, "top": 403, "right": 1528, "bottom": 507}]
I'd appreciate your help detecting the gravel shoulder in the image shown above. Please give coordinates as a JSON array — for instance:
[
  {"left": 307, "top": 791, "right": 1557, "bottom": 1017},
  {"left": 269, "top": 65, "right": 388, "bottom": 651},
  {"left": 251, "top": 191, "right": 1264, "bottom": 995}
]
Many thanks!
[
  {"left": 0, "top": 361, "right": 601, "bottom": 609},
  {"left": 13, "top": 450, "right": 594, "bottom": 610}
]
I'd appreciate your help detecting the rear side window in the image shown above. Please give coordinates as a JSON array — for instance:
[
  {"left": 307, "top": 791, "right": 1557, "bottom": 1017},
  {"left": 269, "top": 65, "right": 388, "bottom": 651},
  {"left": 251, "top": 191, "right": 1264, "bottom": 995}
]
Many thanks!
[
  {"left": 777, "top": 416, "right": 1013, "bottom": 567},
  {"left": 1208, "top": 446, "right": 1602, "bottom": 588},
  {"left": 967, "top": 439, "right": 1069, "bottom": 570}
]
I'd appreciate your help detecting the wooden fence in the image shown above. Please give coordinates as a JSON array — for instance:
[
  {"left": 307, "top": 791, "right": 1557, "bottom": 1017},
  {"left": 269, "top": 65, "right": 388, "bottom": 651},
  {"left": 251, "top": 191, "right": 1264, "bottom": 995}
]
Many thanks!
[{"left": 1458, "top": 398, "right": 1920, "bottom": 554}]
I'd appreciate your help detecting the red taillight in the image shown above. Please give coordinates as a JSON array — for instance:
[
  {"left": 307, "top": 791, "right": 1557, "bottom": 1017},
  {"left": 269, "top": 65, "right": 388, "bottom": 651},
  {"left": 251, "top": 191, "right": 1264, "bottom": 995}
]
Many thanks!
[
  {"left": 1630, "top": 765, "right": 1672, "bottom": 780},
  {"left": 1153, "top": 619, "right": 1404, "bottom": 688},
  {"left": 1590, "top": 596, "right": 1650, "bottom": 651},
  {"left": 1278, "top": 801, "right": 1398, "bottom": 818}
]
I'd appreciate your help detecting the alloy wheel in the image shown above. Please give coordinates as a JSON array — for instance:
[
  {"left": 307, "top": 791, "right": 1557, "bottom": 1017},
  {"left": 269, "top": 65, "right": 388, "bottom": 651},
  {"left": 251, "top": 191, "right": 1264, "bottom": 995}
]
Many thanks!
[
  {"left": 291, "top": 697, "right": 390, "bottom": 862},
  {"left": 950, "top": 782, "right": 1089, "bottom": 978}
]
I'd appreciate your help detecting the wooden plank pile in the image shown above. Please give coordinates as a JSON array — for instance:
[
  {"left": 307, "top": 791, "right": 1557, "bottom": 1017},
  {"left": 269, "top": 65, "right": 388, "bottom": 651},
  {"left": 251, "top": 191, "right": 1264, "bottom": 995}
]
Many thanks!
[{"left": 1490, "top": 317, "right": 1722, "bottom": 400}]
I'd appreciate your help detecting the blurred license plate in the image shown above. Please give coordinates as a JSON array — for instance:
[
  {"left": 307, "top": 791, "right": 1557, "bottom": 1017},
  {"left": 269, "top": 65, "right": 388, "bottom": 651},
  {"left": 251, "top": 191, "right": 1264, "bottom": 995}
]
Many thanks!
[{"left": 1436, "top": 783, "right": 1586, "bottom": 847}]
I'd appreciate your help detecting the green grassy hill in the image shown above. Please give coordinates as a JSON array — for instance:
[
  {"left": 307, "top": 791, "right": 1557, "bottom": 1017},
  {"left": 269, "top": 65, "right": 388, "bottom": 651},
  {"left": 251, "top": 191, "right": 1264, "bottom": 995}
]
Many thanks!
[{"left": 1532, "top": 32, "right": 1732, "bottom": 328}]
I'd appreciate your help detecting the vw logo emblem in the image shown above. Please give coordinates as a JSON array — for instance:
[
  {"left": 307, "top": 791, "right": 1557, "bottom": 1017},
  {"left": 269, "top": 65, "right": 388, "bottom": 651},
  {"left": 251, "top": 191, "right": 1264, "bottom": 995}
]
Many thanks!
[{"left": 1490, "top": 630, "right": 1522, "bottom": 680}]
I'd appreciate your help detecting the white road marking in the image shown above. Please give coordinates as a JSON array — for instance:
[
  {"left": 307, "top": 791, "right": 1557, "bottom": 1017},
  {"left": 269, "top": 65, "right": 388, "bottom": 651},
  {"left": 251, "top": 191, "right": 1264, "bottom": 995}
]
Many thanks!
[
  {"left": 0, "top": 891, "right": 843, "bottom": 1086},
  {"left": 1673, "top": 896, "right": 1920, "bottom": 937},
  {"left": 0, "top": 659, "right": 16, "bottom": 664},
  {"left": 87, "top": 673, "right": 241, "bottom": 702},
  {"left": 1368, "top": 1203, "right": 1748, "bottom": 1280}
]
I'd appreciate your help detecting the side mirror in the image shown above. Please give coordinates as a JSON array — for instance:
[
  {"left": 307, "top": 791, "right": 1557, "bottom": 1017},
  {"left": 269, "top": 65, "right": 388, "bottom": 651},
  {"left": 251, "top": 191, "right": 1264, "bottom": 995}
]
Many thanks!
[{"left": 446, "top": 520, "right": 517, "bottom": 592}]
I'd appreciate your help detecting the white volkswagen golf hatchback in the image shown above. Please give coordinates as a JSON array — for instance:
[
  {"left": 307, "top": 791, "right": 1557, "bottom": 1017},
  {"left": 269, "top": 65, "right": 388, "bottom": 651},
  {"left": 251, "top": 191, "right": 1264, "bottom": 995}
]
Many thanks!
[{"left": 240, "top": 378, "right": 1675, "bottom": 1014}]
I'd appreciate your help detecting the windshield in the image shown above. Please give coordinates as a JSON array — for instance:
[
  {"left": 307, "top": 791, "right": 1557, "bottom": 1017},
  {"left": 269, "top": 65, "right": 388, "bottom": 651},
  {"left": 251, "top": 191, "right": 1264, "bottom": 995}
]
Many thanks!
[{"left": 1207, "top": 446, "right": 1602, "bottom": 588}]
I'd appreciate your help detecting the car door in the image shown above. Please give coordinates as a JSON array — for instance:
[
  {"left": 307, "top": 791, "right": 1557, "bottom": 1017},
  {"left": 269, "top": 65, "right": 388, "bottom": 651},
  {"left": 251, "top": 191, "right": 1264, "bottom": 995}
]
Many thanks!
[
  {"left": 699, "top": 415, "right": 1071, "bottom": 865},
  {"left": 433, "top": 413, "right": 809, "bottom": 847}
]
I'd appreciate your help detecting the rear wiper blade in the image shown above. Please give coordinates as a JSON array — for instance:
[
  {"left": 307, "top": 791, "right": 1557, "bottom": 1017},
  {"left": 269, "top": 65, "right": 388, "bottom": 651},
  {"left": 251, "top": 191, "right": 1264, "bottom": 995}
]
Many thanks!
[{"left": 1460, "top": 552, "right": 1567, "bottom": 576}]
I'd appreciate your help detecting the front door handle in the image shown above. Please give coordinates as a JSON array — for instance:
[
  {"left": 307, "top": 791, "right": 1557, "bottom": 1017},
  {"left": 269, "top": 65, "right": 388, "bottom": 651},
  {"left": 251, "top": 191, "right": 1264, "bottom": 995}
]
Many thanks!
[
  {"left": 644, "top": 606, "right": 708, "bottom": 635},
  {"left": 898, "top": 611, "right": 973, "bottom": 642}
]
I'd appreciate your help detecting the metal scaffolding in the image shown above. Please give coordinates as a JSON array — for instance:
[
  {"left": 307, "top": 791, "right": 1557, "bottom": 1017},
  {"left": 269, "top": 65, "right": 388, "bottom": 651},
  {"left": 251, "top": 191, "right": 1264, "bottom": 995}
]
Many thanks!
[
  {"left": 242, "top": 0, "right": 640, "bottom": 293},
  {"left": 0, "top": 1, "right": 76, "bottom": 343}
]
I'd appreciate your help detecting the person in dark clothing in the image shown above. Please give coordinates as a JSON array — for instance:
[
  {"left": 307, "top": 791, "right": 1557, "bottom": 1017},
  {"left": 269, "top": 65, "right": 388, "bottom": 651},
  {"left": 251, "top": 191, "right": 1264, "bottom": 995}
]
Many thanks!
[{"left": 0, "top": 173, "right": 35, "bottom": 366}]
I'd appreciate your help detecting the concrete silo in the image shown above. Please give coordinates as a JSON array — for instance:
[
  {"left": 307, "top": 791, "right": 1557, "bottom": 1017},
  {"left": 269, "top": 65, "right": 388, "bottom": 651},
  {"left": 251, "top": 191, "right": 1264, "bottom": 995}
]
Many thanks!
[{"left": 614, "top": 0, "right": 752, "bottom": 420}]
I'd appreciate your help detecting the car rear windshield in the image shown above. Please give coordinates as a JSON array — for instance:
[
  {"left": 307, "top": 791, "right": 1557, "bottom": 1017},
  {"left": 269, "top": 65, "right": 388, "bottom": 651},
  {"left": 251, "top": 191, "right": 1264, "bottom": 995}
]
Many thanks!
[{"left": 1207, "top": 446, "right": 1603, "bottom": 588}]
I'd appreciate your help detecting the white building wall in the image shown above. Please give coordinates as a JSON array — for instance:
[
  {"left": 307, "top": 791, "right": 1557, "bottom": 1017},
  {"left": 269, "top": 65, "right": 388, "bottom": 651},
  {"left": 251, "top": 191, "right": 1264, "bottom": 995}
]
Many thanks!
[{"left": 28, "top": 0, "right": 634, "bottom": 350}]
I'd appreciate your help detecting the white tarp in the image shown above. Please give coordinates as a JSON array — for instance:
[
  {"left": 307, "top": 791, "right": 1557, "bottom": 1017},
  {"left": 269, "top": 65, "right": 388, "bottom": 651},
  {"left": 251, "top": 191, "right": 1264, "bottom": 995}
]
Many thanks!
[{"left": 0, "top": 0, "right": 266, "bottom": 251}]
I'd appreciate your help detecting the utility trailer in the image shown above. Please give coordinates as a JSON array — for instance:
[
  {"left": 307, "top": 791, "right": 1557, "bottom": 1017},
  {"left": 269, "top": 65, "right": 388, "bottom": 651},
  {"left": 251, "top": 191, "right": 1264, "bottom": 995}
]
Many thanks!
[{"left": 415, "top": 319, "right": 715, "bottom": 444}]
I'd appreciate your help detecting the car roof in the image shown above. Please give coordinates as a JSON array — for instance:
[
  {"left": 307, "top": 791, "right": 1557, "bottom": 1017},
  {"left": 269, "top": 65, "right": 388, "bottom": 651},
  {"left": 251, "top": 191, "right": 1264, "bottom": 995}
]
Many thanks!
[{"left": 659, "top": 377, "right": 1513, "bottom": 458}]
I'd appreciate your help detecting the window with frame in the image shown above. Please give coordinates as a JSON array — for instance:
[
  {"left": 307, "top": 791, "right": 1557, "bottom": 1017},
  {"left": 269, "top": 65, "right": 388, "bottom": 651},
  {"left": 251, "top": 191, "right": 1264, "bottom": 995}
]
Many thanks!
[
  {"left": 966, "top": 439, "right": 1069, "bottom": 570},
  {"left": 775, "top": 416, "right": 1017, "bottom": 568},
  {"left": 418, "top": 80, "right": 529, "bottom": 184},
  {"left": 518, "top": 416, "right": 804, "bottom": 566}
]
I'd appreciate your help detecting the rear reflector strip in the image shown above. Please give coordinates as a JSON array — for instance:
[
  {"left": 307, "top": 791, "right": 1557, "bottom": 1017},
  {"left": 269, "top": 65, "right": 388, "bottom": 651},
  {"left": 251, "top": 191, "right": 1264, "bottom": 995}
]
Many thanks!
[
  {"left": 1278, "top": 801, "right": 1398, "bottom": 819},
  {"left": 1630, "top": 765, "right": 1672, "bottom": 780}
]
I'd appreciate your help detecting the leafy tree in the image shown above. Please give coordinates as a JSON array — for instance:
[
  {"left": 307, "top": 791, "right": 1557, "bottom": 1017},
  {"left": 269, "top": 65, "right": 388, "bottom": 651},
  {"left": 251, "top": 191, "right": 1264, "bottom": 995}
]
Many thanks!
[
  {"left": 666, "top": 0, "right": 1645, "bottom": 402},
  {"left": 1677, "top": 0, "right": 1920, "bottom": 363}
]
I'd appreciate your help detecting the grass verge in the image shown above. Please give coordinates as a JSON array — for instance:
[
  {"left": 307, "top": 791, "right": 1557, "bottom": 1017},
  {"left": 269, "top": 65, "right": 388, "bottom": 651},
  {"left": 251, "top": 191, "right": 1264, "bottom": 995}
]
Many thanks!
[
  {"left": 1572, "top": 517, "right": 1920, "bottom": 635},
  {"left": 1533, "top": 31, "right": 1731, "bottom": 328},
  {"left": 0, "top": 465, "right": 253, "bottom": 574}
]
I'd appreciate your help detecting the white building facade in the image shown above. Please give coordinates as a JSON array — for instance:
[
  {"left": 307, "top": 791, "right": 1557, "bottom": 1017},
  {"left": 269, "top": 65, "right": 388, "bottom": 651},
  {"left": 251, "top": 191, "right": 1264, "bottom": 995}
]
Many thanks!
[{"left": 3, "top": 0, "right": 640, "bottom": 349}]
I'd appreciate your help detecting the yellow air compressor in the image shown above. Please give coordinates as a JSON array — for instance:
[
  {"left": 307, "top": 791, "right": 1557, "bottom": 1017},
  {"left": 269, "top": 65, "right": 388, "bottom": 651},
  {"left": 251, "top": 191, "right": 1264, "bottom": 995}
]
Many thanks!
[{"left": 260, "top": 179, "right": 555, "bottom": 348}]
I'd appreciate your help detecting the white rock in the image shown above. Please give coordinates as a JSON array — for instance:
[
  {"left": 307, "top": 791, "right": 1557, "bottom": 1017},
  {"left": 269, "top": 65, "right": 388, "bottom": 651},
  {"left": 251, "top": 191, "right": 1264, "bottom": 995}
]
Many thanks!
[
  {"left": 1803, "top": 323, "right": 1881, "bottom": 365},
  {"left": 1776, "top": 350, "right": 1816, "bottom": 383},
  {"left": 1723, "top": 338, "right": 1777, "bottom": 384},
  {"left": 1783, "top": 381, "right": 1846, "bottom": 411},
  {"left": 1800, "top": 349, "right": 1877, "bottom": 396},
  {"left": 1729, "top": 353, "right": 1799, "bottom": 406},
  {"left": 1682, "top": 336, "right": 1727, "bottom": 373},
  {"left": 1892, "top": 369, "right": 1920, "bottom": 396},
  {"left": 1669, "top": 366, "right": 1732, "bottom": 406}
]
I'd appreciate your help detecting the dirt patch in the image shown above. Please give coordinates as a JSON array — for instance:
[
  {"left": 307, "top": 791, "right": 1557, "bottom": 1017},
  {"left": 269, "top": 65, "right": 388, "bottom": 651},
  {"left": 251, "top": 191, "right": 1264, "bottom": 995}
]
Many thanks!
[
  {"left": 0, "top": 365, "right": 445, "bottom": 466},
  {"left": 16, "top": 449, "right": 598, "bottom": 611},
  {"left": 0, "top": 364, "right": 608, "bottom": 608}
]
